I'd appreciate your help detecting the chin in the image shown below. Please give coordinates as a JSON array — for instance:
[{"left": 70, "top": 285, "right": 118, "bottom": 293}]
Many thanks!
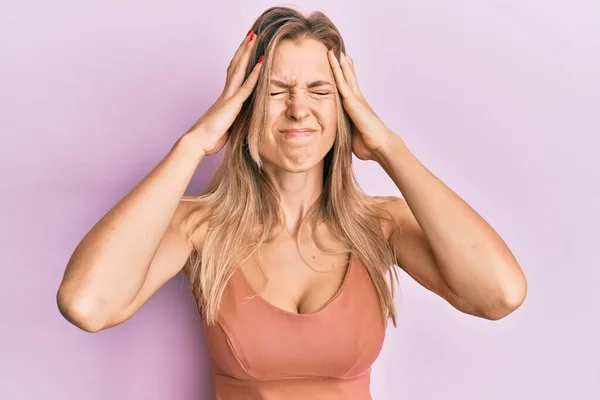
[
  {"left": 259, "top": 139, "right": 334, "bottom": 173},
  {"left": 261, "top": 152, "right": 322, "bottom": 173},
  {"left": 281, "top": 154, "right": 321, "bottom": 172},
  {"left": 282, "top": 162, "right": 319, "bottom": 173}
]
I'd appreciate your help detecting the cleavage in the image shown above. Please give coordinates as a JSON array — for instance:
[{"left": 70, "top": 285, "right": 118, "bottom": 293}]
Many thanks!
[{"left": 239, "top": 240, "right": 352, "bottom": 315}]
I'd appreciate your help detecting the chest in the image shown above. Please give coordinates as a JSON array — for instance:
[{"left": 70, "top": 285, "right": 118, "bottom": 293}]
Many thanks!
[
  {"left": 239, "top": 231, "right": 353, "bottom": 315},
  {"left": 203, "top": 258, "right": 386, "bottom": 380}
]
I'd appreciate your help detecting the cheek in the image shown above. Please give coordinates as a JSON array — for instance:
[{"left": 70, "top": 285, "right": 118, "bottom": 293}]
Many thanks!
[
  {"left": 319, "top": 101, "right": 338, "bottom": 130},
  {"left": 266, "top": 102, "right": 285, "bottom": 127}
]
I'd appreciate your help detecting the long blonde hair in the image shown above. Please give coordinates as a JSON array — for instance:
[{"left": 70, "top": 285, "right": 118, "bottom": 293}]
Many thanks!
[{"left": 181, "top": 6, "right": 401, "bottom": 327}]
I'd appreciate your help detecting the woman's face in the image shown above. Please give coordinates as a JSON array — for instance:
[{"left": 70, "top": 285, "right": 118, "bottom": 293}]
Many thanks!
[{"left": 259, "top": 38, "right": 338, "bottom": 172}]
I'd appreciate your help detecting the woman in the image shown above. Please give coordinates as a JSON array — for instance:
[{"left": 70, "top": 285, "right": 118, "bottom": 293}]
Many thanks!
[{"left": 57, "top": 6, "right": 527, "bottom": 399}]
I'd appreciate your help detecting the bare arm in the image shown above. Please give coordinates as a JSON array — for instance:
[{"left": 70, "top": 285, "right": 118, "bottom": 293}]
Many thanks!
[
  {"left": 56, "top": 30, "right": 263, "bottom": 333},
  {"left": 375, "top": 137, "right": 527, "bottom": 320},
  {"left": 56, "top": 136, "right": 205, "bottom": 332}
]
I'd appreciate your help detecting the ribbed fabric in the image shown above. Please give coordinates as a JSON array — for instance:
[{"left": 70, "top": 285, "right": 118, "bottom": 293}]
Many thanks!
[{"left": 202, "top": 253, "right": 386, "bottom": 399}]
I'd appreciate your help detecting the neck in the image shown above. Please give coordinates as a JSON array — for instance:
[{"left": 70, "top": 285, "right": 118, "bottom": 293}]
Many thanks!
[{"left": 263, "top": 161, "right": 324, "bottom": 235}]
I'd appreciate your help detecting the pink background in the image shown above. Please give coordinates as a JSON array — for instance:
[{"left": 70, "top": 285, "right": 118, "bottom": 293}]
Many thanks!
[{"left": 2, "top": 1, "right": 598, "bottom": 399}]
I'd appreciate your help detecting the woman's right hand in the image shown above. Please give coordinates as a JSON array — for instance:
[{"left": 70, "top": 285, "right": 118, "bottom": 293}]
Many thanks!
[{"left": 185, "top": 30, "right": 264, "bottom": 155}]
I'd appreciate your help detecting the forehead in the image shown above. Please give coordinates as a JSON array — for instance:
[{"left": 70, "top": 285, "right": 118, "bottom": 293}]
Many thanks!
[{"left": 270, "top": 38, "right": 332, "bottom": 83}]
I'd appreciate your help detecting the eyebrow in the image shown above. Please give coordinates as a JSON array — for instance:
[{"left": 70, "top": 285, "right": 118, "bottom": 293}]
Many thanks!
[{"left": 270, "top": 79, "right": 333, "bottom": 89}]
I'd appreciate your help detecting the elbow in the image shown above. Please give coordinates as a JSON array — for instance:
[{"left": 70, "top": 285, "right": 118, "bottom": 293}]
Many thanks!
[
  {"left": 484, "top": 273, "right": 528, "bottom": 321},
  {"left": 56, "top": 289, "right": 107, "bottom": 333}
]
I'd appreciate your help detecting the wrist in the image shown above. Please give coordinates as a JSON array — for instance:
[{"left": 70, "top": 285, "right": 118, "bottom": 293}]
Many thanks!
[
  {"left": 372, "top": 132, "right": 407, "bottom": 164},
  {"left": 176, "top": 131, "right": 207, "bottom": 159}
]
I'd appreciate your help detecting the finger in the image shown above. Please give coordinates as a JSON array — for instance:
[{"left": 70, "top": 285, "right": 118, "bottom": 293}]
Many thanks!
[
  {"left": 228, "top": 29, "right": 254, "bottom": 74},
  {"left": 343, "top": 53, "right": 357, "bottom": 77},
  {"left": 224, "top": 32, "right": 257, "bottom": 98},
  {"left": 339, "top": 52, "right": 359, "bottom": 93},
  {"left": 327, "top": 49, "right": 352, "bottom": 99},
  {"left": 226, "top": 29, "right": 256, "bottom": 74},
  {"left": 346, "top": 53, "right": 355, "bottom": 67},
  {"left": 233, "top": 55, "right": 264, "bottom": 103}
]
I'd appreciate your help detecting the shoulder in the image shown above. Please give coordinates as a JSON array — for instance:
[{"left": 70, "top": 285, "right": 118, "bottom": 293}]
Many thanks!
[
  {"left": 370, "top": 195, "right": 409, "bottom": 242},
  {"left": 177, "top": 195, "right": 213, "bottom": 267},
  {"left": 371, "top": 195, "right": 408, "bottom": 220}
]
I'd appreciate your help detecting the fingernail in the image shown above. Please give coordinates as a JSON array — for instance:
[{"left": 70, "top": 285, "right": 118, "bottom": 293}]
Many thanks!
[
  {"left": 246, "top": 29, "right": 253, "bottom": 37},
  {"left": 258, "top": 55, "right": 264, "bottom": 63}
]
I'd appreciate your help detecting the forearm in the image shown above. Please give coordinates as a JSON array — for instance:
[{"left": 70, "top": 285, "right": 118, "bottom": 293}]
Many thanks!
[
  {"left": 374, "top": 134, "right": 526, "bottom": 315},
  {"left": 57, "top": 134, "right": 205, "bottom": 326}
]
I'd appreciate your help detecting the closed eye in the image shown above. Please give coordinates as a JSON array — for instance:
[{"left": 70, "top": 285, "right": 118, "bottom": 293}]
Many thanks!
[{"left": 269, "top": 91, "right": 332, "bottom": 96}]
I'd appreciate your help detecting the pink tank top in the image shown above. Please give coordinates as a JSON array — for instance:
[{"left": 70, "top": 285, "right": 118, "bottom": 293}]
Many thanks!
[{"left": 202, "top": 253, "right": 386, "bottom": 399}]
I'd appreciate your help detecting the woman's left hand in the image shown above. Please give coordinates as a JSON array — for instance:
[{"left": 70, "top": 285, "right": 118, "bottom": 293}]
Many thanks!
[{"left": 327, "top": 49, "right": 396, "bottom": 161}]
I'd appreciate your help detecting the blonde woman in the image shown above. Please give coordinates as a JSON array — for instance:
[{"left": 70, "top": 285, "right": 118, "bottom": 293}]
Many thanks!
[{"left": 57, "top": 6, "right": 527, "bottom": 399}]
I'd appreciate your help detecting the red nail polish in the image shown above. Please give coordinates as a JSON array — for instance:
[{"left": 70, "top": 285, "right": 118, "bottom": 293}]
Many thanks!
[
  {"left": 258, "top": 55, "right": 264, "bottom": 63},
  {"left": 246, "top": 29, "right": 253, "bottom": 37}
]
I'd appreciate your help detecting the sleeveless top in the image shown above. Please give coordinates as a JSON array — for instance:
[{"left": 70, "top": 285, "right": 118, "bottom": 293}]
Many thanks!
[{"left": 201, "top": 253, "right": 387, "bottom": 400}]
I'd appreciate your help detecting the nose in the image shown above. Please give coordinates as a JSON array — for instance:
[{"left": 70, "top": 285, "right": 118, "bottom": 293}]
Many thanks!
[{"left": 285, "top": 94, "right": 311, "bottom": 121}]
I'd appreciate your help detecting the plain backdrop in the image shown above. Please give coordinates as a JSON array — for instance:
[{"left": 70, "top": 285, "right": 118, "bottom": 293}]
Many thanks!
[{"left": 1, "top": 1, "right": 598, "bottom": 399}]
